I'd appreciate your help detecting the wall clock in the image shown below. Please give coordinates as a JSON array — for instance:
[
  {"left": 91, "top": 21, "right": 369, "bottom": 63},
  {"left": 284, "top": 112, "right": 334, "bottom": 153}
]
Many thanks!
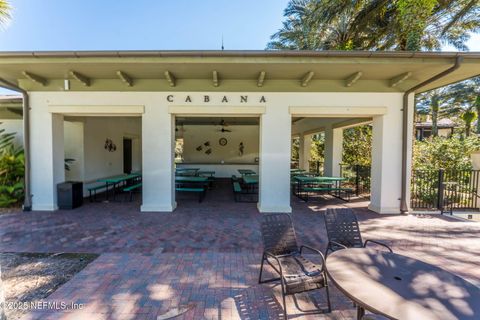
[{"left": 219, "top": 137, "right": 228, "bottom": 146}]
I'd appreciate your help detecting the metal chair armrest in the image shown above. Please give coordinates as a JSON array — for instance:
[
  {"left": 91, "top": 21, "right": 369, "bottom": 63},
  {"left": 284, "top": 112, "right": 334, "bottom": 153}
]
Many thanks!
[
  {"left": 328, "top": 240, "right": 348, "bottom": 251},
  {"left": 300, "top": 245, "right": 326, "bottom": 270},
  {"left": 264, "top": 251, "right": 284, "bottom": 276},
  {"left": 364, "top": 239, "right": 393, "bottom": 253}
]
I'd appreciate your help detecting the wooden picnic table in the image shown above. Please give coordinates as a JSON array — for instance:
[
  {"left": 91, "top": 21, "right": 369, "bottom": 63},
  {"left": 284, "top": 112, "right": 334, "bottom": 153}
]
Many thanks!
[
  {"left": 326, "top": 248, "right": 480, "bottom": 320},
  {"left": 97, "top": 173, "right": 141, "bottom": 201}
]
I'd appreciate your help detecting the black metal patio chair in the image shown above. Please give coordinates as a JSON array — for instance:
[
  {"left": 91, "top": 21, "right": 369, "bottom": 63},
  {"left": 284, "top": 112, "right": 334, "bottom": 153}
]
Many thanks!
[
  {"left": 324, "top": 208, "right": 393, "bottom": 255},
  {"left": 258, "top": 213, "right": 331, "bottom": 318}
]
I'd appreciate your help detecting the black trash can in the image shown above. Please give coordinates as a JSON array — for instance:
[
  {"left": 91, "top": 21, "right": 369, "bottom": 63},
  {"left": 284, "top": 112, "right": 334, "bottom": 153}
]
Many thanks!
[{"left": 57, "top": 181, "right": 83, "bottom": 209}]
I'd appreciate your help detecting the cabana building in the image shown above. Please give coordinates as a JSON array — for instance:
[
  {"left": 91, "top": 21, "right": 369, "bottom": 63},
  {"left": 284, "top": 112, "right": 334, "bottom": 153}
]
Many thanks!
[{"left": 0, "top": 51, "right": 479, "bottom": 214}]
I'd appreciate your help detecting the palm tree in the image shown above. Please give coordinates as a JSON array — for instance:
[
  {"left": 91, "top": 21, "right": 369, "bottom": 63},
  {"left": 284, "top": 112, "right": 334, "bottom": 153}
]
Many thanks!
[
  {"left": 268, "top": 0, "right": 480, "bottom": 51},
  {"left": 416, "top": 87, "right": 452, "bottom": 137},
  {"left": 462, "top": 110, "right": 477, "bottom": 137},
  {"left": 0, "top": 0, "right": 10, "bottom": 27},
  {"left": 443, "top": 77, "right": 480, "bottom": 135}
]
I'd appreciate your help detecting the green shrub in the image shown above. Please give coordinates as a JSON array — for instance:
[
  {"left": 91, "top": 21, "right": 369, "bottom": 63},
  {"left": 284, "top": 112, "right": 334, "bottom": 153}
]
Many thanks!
[
  {"left": 0, "top": 127, "right": 24, "bottom": 207},
  {"left": 413, "top": 135, "right": 480, "bottom": 171}
]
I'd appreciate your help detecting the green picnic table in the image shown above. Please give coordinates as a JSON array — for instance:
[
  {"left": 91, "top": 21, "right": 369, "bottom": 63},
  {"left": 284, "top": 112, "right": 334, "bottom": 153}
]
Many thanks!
[
  {"left": 198, "top": 171, "right": 215, "bottom": 177},
  {"left": 175, "top": 176, "right": 208, "bottom": 183},
  {"left": 175, "top": 168, "right": 200, "bottom": 176},
  {"left": 294, "top": 176, "right": 346, "bottom": 183},
  {"left": 238, "top": 169, "right": 256, "bottom": 176},
  {"left": 97, "top": 173, "right": 142, "bottom": 201},
  {"left": 176, "top": 167, "right": 200, "bottom": 171},
  {"left": 242, "top": 174, "right": 259, "bottom": 184},
  {"left": 175, "top": 176, "right": 209, "bottom": 202},
  {"left": 294, "top": 176, "right": 351, "bottom": 202}
]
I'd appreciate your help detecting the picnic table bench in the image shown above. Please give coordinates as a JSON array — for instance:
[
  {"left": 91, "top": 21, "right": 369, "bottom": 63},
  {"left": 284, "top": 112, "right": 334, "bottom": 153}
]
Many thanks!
[
  {"left": 96, "top": 172, "right": 142, "bottom": 201},
  {"left": 123, "top": 182, "right": 142, "bottom": 201},
  {"left": 175, "top": 176, "right": 208, "bottom": 202},
  {"left": 231, "top": 175, "right": 257, "bottom": 202}
]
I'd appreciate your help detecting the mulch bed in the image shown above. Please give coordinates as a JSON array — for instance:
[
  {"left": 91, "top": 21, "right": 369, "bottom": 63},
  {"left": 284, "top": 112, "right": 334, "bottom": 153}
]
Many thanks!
[{"left": 1, "top": 252, "right": 98, "bottom": 320}]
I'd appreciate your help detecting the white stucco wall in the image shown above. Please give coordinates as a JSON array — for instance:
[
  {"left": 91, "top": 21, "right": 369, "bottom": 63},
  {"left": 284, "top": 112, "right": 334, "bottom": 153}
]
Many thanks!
[
  {"left": 181, "top": 124, "right": 259, "bottom": 164},
  {"left": 82, "top": 117, "right": 142, "bottom": 183},
  {"left": 28, "top": 91, "right": 410, "bottom": 214},
  {"left": 64, "top": 121, "right": 84, "bottom": 182}
]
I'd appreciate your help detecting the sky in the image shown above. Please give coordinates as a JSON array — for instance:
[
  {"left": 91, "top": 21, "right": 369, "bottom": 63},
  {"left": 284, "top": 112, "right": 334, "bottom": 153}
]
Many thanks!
[
  {"left": 0, "top": 0, "right": 479, "bottom": 51},
  {"left": 0, "top": 0, "right": 291, "bottom": 51}
]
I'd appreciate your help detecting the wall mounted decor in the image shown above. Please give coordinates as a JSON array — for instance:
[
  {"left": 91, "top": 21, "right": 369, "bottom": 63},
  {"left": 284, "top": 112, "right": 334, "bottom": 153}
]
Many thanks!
[
  {"left": 219, "top": 137, "right": 228, "bottom": 146},
  {"left": 196, "top": 145, "right": 203, "bottom": 151},
  {"left": 104, "top": 139, "right": 117, "bottom": 152},
  {"left": 238, "top": 142, "right": 244, "bottom": 156},
  {"left": 204, "top": 141, "right": 210, "bottom": 147},
  {"left": 205, "top": 148, "right": 212, "bottom": 155}
]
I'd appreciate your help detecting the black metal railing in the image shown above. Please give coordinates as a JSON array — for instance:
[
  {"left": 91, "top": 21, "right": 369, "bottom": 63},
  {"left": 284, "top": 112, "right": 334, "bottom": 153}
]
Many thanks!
[
  {"left": 411, "top": 169, "right": 480, "bottom": 212},
  {"left": 340, "top": 164, "right": 371, "bottom": 197}
]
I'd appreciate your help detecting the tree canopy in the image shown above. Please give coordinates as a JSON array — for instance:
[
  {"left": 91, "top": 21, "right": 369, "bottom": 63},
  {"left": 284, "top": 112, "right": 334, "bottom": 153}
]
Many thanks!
[
  {"left": 0, "top": 0, "right": 10, "bottom": 27},
  {"left": 268, "top": 0, "right": 480, "bottom": 51}
]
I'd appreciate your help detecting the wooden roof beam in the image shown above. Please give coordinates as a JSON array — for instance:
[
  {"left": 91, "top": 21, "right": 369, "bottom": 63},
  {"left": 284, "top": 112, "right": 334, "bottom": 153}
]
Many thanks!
[
  {"left": 301, "top": 71, "right": 314, "bottom": 87},
  {"left": 69, "top": 70, "right": 90, "bottom": 86},
  {"left": 22, "top": 71, "right": 47, "bottom": 86},
  {"left": 390, "top": 72, "right": 412, "bottom": 87},
  {"left": 345, "top": 71, "right": 363, "bottom": 87},
  {"left": 257, "top": 71, "right": 266, "bottom": 87},
  {"left": 212, "top": 70, "right": 219, "bottom": 87},
  {"left": 116, "top": 70, "right": 133, "bottom": 87},
  {"left": 164, "top": 71, "right": 176, "bottom": 87}
]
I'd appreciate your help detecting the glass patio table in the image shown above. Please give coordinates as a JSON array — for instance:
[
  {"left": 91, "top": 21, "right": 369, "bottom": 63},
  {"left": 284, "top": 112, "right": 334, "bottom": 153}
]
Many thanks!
[
  {"left": 326, "top": 248, "right": 480, "bottom": 320},
  {"left": 97, "top": 172, "right": 141, "bottom": 201}
]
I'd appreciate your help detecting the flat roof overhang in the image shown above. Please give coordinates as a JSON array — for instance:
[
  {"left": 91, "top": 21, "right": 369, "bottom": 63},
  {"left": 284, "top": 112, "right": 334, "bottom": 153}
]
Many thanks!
[{"left": 0, "top": 50, "right": 479, "bottom": 92}]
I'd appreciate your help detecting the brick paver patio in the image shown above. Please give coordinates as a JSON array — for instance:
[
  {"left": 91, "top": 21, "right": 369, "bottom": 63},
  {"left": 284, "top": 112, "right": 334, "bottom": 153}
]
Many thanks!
[{"left": 1, "top": 180, "right": 479, "bottom": 319}]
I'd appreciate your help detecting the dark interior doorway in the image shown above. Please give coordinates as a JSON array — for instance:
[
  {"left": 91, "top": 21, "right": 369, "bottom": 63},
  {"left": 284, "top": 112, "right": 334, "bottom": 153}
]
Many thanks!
[{"left": 123, "top": 138, "right": 132, "bottom": 174}]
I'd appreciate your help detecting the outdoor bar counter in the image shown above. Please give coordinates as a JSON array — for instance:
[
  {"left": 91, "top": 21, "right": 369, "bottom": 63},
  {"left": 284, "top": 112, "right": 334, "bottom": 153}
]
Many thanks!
[{"left": 176, "top": 162, "right": 259, "bottom": 178}]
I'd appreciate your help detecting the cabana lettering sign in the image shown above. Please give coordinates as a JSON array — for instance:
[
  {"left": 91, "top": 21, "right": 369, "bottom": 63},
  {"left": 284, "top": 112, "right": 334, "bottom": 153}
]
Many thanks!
[{"left": 166, "top": 95, "right": 267, "bottom": 103}]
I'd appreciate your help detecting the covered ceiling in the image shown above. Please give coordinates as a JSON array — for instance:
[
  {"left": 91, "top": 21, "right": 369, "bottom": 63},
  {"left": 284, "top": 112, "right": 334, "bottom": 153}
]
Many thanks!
[
  {"left": 0, "top": 51, "right": 478, "bottom": 93},
  {"left": 175, "top": 116, "right": 259, "bottom": 126}
]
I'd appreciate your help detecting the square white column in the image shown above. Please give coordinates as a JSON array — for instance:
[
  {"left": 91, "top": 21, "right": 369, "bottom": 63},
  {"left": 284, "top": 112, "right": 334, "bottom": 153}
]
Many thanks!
[
  {"left": 258, "top": 105, "right": 292, "bottom": 213},
  {"left": 30, "top": 96, "right": 65, "bottom": 210},
  {"left": 324, "top": 126, "right": 343, "bottom": 176},
  {"left": 369, "top": 94, "right": 412, "bottom": 214},
  {"left": 141, "top": 104, "right": 176, "bottom": 212}
]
